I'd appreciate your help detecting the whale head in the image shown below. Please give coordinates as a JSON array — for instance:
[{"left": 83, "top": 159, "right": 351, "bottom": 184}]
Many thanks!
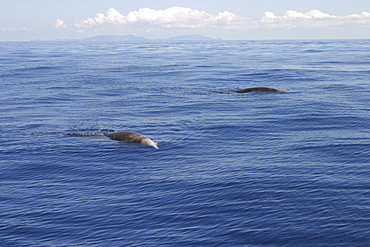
[{"left": 141, "top": 138, "right": 159, "bottom": 149}]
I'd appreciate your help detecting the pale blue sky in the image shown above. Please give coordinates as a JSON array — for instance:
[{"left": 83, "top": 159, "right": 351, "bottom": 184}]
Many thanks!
[{"left": 1, "top": 0, "right": 370, "bottom": 40}]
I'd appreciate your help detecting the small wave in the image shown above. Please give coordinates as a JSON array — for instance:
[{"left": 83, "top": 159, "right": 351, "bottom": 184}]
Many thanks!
[
  {"left": 68, "top": 128, "right": 116, "bottom": 133},
  {"left": 303, "top": 49, "right": 324, "bottom": 53},
  {"left": 13, "top": 65, "right": 58, "bottom": 72}
]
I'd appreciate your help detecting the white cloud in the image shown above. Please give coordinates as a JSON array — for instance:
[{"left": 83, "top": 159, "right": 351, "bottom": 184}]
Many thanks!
[
  {"left": 0, "top": 27, "right": 34, "bottom": 32},
  {"left": 73, "top": 7, "right": 370, "bottom": 32},
  {"left": 75, "top": 7, "right": 248, "bottom": 29},
  {"left": 342, "top": 11, "right": 370, "bottom": 25},
  {"left": 260, "top": 9, "right": 370, "bottom": 28},
  {"left": 75, "top": 8, "right": 126, "bottom": 28},
  {"left": 54, "top": 19, "right": 67, "bottom": 29},
  {"left": 346, "top": 11, "right": 370, "bottom": 19}
]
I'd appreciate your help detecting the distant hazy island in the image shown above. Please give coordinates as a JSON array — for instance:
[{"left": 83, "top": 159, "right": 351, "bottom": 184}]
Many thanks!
[{"left": 82, "top": 34, "right": 220, "bottom": 42}]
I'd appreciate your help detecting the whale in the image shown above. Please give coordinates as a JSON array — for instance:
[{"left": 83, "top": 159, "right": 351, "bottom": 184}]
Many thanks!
[
  {"left": 105, "top": 131, "right": 158, "bottom": 149},
  {"left": 67, "top": 131, "right": 159, "bottom": 149},
  {"left": 233, "top": 87, "right": 287, "bottom": 93}
]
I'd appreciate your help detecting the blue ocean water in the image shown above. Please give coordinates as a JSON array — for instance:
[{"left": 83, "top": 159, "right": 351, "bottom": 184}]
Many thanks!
[{"left": 1, "top": 39, "right": 370, "bottom": 246}]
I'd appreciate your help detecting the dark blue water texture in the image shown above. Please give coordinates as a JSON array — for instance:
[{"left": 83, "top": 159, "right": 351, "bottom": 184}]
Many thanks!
[{"left": 1, "top": 40, "right": 370, "bottom": 246}]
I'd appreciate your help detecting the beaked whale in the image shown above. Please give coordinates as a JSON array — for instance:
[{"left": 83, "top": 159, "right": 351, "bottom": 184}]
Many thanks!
[
  {"left": 67, "top": 131, "right": 159, "bottom": 149},
  {"left": 233, "top": 87, "right": 287, "bottom": 93}
]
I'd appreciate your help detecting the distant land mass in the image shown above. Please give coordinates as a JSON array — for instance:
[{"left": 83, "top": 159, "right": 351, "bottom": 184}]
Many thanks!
[{"left": 82, "top": 34, "right": 220, "bottom": 41}]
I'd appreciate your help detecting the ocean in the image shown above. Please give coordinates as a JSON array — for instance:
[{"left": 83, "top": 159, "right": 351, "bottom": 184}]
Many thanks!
[{"left": 1, "top": 39, "right": 370, "bottom": 246}]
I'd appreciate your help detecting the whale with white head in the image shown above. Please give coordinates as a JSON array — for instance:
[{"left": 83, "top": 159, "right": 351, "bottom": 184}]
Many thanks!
[{"left": 68, "top": 131, "right": 159, "bottom": 149}]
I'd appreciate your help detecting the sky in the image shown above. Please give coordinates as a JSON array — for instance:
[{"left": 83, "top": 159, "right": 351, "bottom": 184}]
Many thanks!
[{"left": 1, "top": 0, "right": 370, "bottom": 41}]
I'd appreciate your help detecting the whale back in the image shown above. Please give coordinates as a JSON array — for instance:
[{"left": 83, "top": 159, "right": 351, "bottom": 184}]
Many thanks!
[
  {"left": 234, "top": 87, "right": 287, "bottom": 93},
  {"left": 105, "top": 131, "right": 146, "bottom": 143}
]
